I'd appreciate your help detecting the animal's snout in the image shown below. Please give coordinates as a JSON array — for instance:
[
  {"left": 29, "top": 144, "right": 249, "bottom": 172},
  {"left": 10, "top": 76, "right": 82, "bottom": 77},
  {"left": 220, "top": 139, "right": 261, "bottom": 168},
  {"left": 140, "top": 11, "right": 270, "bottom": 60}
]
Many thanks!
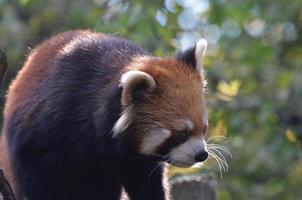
[{"left": 195, "top": 150, "right": 208, "bottom": 162}]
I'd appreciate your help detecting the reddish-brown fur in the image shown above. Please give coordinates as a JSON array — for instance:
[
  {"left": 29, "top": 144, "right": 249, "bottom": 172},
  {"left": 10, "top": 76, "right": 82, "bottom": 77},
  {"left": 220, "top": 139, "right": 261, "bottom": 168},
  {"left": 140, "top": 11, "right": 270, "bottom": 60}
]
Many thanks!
[{"left": 124, "top": 57, "right": 206, "bottom": 145}]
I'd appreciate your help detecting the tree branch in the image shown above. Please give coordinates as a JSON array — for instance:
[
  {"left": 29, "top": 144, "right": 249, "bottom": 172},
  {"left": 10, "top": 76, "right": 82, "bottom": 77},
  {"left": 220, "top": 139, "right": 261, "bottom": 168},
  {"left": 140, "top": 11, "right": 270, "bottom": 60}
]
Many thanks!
[{"left": 0, "top": 169, "right": 16, "bottom": 200}]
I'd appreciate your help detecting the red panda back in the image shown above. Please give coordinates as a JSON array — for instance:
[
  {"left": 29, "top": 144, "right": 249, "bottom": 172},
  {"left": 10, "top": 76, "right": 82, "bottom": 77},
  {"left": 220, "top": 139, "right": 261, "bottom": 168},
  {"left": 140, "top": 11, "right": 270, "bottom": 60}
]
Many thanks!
[{"left": 4, "top": 30, "right": 104, "bottom": 122}]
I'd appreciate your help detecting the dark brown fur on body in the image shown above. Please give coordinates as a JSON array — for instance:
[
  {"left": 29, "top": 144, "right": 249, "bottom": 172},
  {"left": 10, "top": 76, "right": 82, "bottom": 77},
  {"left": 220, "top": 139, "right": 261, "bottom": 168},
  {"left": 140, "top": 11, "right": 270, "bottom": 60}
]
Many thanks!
[
  {"left": 1, "top": 30, "right": 89, "bottom": 198},
  {"left": 0, "top": 30, "right": 208, "bottom": 200}
]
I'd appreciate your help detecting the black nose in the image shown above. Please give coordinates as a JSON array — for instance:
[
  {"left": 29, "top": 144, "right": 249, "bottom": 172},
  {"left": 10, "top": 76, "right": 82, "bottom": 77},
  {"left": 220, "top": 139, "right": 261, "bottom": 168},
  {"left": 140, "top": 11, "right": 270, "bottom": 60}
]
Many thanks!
[{"left": 195, "top": 151, "right": 208, "bottom": 162}]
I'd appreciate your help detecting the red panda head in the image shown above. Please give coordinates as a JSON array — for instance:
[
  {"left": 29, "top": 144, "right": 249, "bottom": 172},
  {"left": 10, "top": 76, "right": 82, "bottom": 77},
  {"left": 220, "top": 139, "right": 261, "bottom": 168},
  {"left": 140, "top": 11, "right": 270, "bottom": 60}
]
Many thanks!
[{"left": 113, "top": 39, "right": 208, "bottom": 167}]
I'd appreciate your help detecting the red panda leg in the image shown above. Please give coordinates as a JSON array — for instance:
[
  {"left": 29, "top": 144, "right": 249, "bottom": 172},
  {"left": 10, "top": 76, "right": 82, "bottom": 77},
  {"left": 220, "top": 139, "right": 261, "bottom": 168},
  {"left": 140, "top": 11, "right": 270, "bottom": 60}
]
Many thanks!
[{"left": 121, "top": 160, "right": 169, "bottom": 200}]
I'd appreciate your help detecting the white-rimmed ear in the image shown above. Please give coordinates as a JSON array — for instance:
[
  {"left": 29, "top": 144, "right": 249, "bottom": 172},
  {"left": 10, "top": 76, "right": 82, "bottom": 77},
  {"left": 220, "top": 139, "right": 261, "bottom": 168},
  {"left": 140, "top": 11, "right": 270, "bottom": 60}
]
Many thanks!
[
  {"left": 112, "top": 71, "right": 156, "bottom": 137},
  {"left": 195, "top": 39, "right": 208, "bottom": 74},
  {"left": 176, "top": 38, "right": 208, "bottom": 75},
  {"left": 120, "top": 70, "right": 156, "bottom": 107}
]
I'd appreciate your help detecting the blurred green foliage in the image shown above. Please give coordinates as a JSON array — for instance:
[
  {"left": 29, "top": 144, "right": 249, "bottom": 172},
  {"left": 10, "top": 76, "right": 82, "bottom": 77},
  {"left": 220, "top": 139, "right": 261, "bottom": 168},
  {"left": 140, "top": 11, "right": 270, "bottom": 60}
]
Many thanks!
[{"left": 1, "top": 0, "right": 302, "bottom": 199}]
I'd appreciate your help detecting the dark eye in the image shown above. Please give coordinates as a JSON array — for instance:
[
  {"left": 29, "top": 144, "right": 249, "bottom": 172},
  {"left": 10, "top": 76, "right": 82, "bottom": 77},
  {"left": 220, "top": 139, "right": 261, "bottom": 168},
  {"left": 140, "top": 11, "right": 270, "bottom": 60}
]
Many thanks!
[{"left": 178, "top": 130, "right": 189, "bottom": 142}]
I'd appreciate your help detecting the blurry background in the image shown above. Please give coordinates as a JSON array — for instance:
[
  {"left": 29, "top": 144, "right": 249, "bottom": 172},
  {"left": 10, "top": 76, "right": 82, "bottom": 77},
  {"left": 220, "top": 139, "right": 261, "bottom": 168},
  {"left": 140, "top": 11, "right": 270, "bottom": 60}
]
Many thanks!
[{"left": 0, "top": 0, "right": 302, "bottom": 199}]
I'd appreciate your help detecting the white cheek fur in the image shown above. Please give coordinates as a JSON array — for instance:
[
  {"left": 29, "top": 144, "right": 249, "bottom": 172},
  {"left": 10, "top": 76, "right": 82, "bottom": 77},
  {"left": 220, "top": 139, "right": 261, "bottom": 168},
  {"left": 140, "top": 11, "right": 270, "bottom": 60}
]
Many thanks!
[
  {"left": 112, "top": 106, "right": 133, "bottom": 137},
  {"left": 140, "top": 128, "right": 171, "bottom": 154}
]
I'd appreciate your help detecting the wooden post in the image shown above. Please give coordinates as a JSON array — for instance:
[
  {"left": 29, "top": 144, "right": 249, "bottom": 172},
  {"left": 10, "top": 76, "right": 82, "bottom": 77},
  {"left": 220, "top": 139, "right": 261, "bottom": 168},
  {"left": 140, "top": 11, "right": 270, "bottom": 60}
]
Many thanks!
[{"left": 171, "top": 174, "right": 217, "bottom": 200}]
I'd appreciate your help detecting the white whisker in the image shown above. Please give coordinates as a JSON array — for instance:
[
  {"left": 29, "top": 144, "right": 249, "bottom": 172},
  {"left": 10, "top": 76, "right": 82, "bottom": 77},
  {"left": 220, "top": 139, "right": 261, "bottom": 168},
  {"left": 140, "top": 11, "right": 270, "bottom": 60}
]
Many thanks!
[
  {"left": 208, "top": 146, "right": 229, "bottom": 165},
  {"left": 209, "top": 148, "right": 229, "bottom": 171},
  {"left": 208, "top": 143, "right": 232, "bottom": 158},
  {"left": 211, "top": 151, "right": 227, "bottom": 172},
  {"left": 205, "top": 138, "right": 233, "bottom": 179},
  {"left": 209, "top": 150, "right": 225, "bottom": 172},
  {"left": 208, "top": 151, "right": 223, "bottom": 179},
  {"left": 206, "top": 135, "right": 227, "bottom": 142},
  {"left": 208, "top": 147, "right": 227, "bottom": 163}
]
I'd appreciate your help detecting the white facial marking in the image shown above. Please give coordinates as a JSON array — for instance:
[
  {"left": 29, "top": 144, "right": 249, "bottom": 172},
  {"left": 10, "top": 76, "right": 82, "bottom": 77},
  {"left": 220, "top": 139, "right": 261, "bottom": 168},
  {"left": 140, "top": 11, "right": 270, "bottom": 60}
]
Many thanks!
[
  {"left": 112, "top": 107, "right": 132, "bottom": 137},
  {"left": 195, "top": 39, "right": 208, "bottom": 74},
  {"left": 170, "top": 136, "right": 207, "bottom": 167},
  {"left": 140, "top": 128, "right": 171, "bottom": 154},
  {"left": 184, "top": 119, "right": 194, "bottom": 130},
  {"left": 203, "top": 113, "right": 208, "bottom": 126},
  {"left": 173, "top": 119, "right": 194, "bottom": 131}
]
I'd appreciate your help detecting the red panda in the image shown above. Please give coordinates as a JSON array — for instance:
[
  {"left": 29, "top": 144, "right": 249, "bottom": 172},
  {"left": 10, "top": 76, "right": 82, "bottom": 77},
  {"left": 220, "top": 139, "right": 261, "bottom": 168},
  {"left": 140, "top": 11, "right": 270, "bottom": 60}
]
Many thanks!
[{"left": 0, "top": 30, "right": 209, "bottom": 200}]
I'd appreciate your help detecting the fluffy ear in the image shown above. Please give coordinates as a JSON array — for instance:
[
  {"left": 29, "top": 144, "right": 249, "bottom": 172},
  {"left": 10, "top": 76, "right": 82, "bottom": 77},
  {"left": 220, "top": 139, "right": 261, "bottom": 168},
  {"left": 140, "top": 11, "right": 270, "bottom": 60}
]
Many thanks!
[
  {"left": 120, "top": 71, "right": 156, "bottom": 107},
  {"left": 176, "top": 39, "right": 208, "bottom": 74}
]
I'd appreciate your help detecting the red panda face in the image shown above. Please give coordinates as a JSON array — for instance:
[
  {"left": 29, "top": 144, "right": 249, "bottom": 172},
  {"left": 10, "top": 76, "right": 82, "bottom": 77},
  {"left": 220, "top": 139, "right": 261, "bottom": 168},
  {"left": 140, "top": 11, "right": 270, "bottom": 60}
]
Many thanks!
[{"left": 113, "top": 39, "right": 208, "bottom": 167}]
